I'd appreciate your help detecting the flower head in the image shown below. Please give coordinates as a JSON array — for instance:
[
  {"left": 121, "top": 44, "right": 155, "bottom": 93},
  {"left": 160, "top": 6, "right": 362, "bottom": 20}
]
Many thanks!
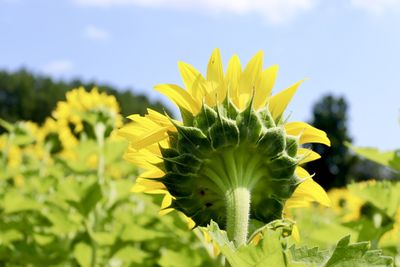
[
  {"left": 119, "top": 49, "right": 331, "bottom": 236},
  {"left": 328, "top": 188, "right": 364, "bottom": 222},
  {"left": 53, "top": 87, "right": 122, "bottom": 145}
]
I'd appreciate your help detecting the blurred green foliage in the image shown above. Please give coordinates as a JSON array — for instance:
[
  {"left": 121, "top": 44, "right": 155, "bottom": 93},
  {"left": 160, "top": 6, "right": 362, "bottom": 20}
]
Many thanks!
[
  {"left": 0, "top": 88, "right": 218, "bottom": 267},
  {"left": 0, "top": 74, "right": 398, "bottom": 266}
]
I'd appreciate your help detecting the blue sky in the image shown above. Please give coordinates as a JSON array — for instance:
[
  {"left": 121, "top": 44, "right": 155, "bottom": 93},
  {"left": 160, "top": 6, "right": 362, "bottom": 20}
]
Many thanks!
[{"left": 1, "top": 0, "right": 400, "bottom": 149}]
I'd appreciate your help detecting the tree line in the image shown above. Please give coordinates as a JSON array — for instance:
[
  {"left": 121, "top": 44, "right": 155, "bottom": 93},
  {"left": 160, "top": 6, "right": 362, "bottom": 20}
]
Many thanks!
[{"left": 0, "top": 69, "right": 168, "bottom": 125}]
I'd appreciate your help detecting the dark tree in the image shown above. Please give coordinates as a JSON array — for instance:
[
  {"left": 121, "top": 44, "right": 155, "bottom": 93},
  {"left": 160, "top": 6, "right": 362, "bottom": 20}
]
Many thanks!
[
  {"left": 307, "top": 95, "right": 398, "bottom": 190},
  {"left": 306, "top": 95, "right": 357, "bottom": 189}
]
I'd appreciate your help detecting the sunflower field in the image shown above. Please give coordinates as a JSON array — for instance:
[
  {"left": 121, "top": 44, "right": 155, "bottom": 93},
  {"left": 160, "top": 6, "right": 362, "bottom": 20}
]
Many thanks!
[{"left": 1, "top": 50, "right": 399, "bottom": 267}]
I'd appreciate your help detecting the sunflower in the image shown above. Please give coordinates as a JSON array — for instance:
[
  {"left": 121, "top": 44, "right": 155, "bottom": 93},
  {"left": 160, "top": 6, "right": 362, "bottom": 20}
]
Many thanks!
[
  {"left": 53, "top": 87, "right": 122, "bottom": 149},
  {"left": 328, "top": 188, "right": 364, "bottom": 222},
  {"left": 119, "top": 49, "right": 331, "bottom": 246}
]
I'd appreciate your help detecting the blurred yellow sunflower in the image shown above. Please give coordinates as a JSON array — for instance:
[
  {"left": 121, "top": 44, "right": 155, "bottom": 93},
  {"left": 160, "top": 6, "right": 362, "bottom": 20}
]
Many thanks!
[
  {"left": 328, "top": 188, "right": 364, "bottom": 222},
  {"left": 52, "top": 87, "right": 122, "bottom": 148}
]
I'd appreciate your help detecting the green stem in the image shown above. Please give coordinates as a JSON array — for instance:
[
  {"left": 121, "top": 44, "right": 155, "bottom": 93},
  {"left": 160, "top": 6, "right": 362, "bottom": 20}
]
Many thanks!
[
  {"left": 225, "top": 187, "right": 251, "bottom": 247},
  {"left": 88, "top": 122, "right": 106, "bottom": 267},
  {"left": 94, "top": 123, "right": 105, "bottom": 185},
  {"left": 2, "top": 132, "right": 14, "bottom": 166},
  {"left": 84, "top": 221, "right": 97, "bottom": 267}
]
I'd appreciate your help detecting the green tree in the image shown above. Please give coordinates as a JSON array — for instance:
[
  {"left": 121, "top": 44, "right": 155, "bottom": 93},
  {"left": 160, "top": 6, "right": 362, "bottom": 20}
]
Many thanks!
[
  {"left": 306, "top": 95, "right": 396, "bottom": 190},
  {"left": 306, "top": 95, "right": 356, "bottom": 189}
]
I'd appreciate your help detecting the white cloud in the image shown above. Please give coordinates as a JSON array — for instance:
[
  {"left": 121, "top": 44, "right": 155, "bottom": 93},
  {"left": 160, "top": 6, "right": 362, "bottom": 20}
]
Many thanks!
[
  {"left": 73, "top": 0, "right": 317, "bottom": 24},
  {"left": 84, "top": 25, "right": 110, "bottom": 41},
  {"left": 351, "top": 0, "right": 400, "bottom": 15},
  {"left": 0, "top": 0, "right": 21, "bottom": 4},
  {"left": 41, "top": 60, "right": 74, "bottom": 76}
]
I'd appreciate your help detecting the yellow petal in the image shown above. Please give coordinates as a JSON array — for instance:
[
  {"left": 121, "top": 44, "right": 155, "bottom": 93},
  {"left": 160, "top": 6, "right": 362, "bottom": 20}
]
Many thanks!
[
  {"left": 178, "top": 61, "right": 206, "bottom": 102},
  {"left": 225, "top": 54, "right": 241, "bottom": 106},
  {"left": 134, "top": 178, "right": 166, "bottom": 191},
  {"left": 292, "top": 224, "right": 300, "bottom": 242},
  {"left": 131, "top": 126, "right": 169, "bottom": 150},
  {"left": 238, "top": 51, "right": 263, "bottom": 96},
  {"left": 295, "top": 166, "right": 312, "bottom": 179},
  {"left": 146, "top": 108, "right": 179, "bottom": 129},
  {"left": 186, "top": 217, "right": 196, "bottom": 229},
  {"left": 159, "top": 194, "right": 174, "bottom": 216},
  {"left": 131, "top": 183, "right": 146, "bottom": 193},
  {"left": 154, "top": 84, "right": 200, "bottom": 114},
  {"left": 207, "top": 49, "right": 227, "bottom": 104},
  {"left": 269, "top": 80, "right": 303, "bottom": 120},
  {"left": 139, "top": 169, "right": 165, "bottom": 179},
  {"left": 284, "top": 199, "right": 311, "bottom": 209},
  {"left": 254, "top": 65, "right": 278, "bottom": 110},
  {"left": 285, "top": 122, "right": 330, "bottom": 146},
  {"left": 124, "top": 149, "right": 162, "bottom": 170},
  {"left": 297, "top": 148, "right": 321, "bottom": 164},
  {"left": 291, "top": 178, "right": 331, "bottom": 207},
  {"left": 207, "top": 48, "right": 224, "bottom": 85}
]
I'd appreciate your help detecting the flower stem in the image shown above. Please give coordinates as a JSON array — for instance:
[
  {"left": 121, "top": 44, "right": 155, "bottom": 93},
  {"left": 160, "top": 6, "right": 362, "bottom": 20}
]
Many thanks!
[
  {"left": 225, "top": 187, "right": 251, "bottom": 247},
  {"left": 94, "top": 123, "right": 105, "bottom": 185}
]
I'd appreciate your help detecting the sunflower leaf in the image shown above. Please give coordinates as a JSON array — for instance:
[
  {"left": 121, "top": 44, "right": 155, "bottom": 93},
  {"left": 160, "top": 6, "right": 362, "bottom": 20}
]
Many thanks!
[
  {"left": 205, "top": 220, "right": 287, "bottom": 267},
  {"left": 290, "top": 235, "right": 393, "bottom": 267},
  {"left": 206, "top": 221, "right": 393, "bottom": 267},
  {"left": 347, "top": 143, "right": 400, "bottom": 172}
]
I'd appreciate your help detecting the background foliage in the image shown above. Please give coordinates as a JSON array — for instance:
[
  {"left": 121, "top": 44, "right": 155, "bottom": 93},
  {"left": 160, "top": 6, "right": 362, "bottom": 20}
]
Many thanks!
[{"left": 0, "top": 71, "right": 399, "bottom": 266}]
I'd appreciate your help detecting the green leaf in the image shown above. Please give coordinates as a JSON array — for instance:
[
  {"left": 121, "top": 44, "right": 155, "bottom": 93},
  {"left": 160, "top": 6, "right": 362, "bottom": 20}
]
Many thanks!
[
  {"left": 0, "top": 118, "right": 14, "bottom": 132},
  {"left": 206, "top": 220, "right": 393, "bottom": 267},
  {"left": 290, "top": 246, "right": 329, "bottom": 266},
  {"left": 3, "top": 191, "right": 41, "bottom": 213},
  {"left": 33, "top": 233, "right": 54, "bottom": 246},
  {"left": 0, "top": 229, "right": 23, "bottom": 244},
  {"left": 325, "top": 235, "right": 393, "bottom": 267},
  {"left": 91, "top": 231, "right": 116, "bottom": 246},
  {"left": 45, "top": 207, "right": 83, "bottom": 235},
  {"left": 347, "top": 143, "right": 400, "bottom": 171},
  {"left": 290, "top": 236, "right": 393, "bottom": 267},
  {"left": 205, "top": 220, "right": 287, "bottom": 267},
  {"left": 73, "top": 242, "right": 93, "bottom": 267},
  {"left": 110, "top": 246, "right": 149, "bottom": 265},
  {"left": 120, "top": 224, "right": 168, "bottom": 242},
  {"left": 79, "top": 180, "right": 103, "bottom": 216},
  {"left": 158, "top": 248, "right": 203, "bottom": 267}
]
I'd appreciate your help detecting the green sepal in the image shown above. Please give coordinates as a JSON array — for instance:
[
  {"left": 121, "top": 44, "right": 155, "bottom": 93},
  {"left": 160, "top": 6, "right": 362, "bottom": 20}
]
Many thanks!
[
  {"left": 179, "top": 107, "right": 194, "bottom": 126},
  {"left": 285, "top": 135, "right": 298, "bottom": 157},
  {"left": 257, "top": 127, "right": 286, "bottom": 158},
  {"left": 236, "top": 99, "right": 263, "bottom": 144},
  {"left": 268, "top": 154, "right": 298, "bottom": 178},
  {"left": 223, "top": 97, "right": 239, "bottom": 120},
  {"left": 166, "top": 131, "right": 178, "bottom": 149},
  {"left": 193, "top": 103, "right": 217, "bottom": 132},
  {"left": 174, "top": 124, "right": 211, "bottom": 155},
  {"left": 209, "top": 116, "right": 239, "bottom": 149},
  {"left": 162, "top": 153, "right": 203, "bottom": 174},
  {"left": 159, "top": 146, "right": 180, "bottom": 158},
  {"left": 258, "top": 106, "right": 276, "bottom": 129},
  {"left": 162, "top": 173, "right": 194, "bottom": 198}
]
